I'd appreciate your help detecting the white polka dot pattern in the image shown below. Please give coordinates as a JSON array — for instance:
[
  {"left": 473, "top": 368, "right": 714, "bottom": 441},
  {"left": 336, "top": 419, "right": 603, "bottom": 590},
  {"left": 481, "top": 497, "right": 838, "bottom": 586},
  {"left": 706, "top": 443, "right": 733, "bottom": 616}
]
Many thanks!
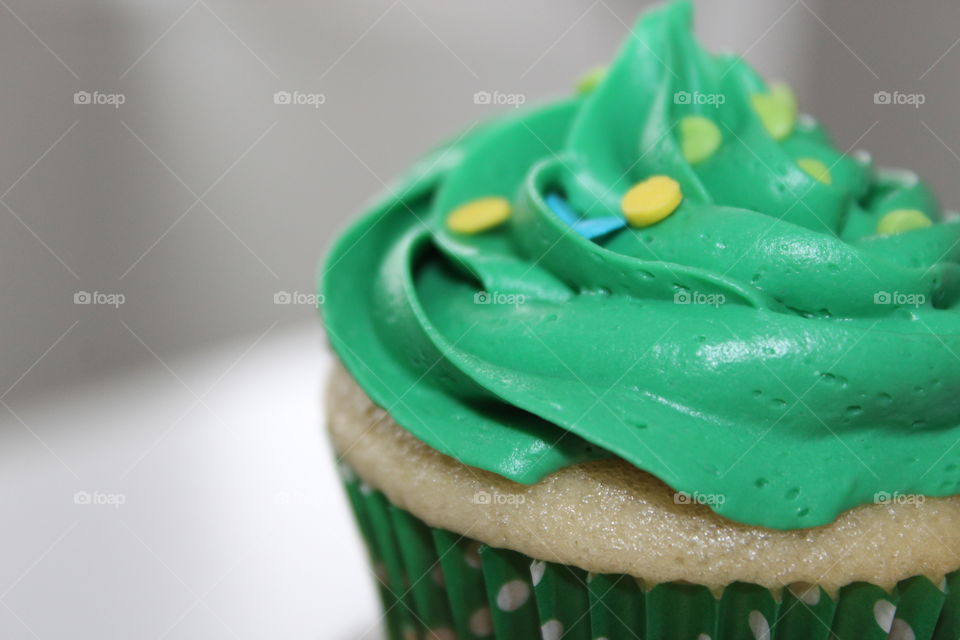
[
  {"left": 469, "top": 607, "right": 492, "bottom": 637},
  {"left": 748, "top": 609, "right": 770, "bottom": 640},
  {"left": 464, "top": 542, "right": 482, "bottom": 569},
  {"left": 889, "top": 618, "right": 916, "bottom": 640},
  {"left": 874, "top": 599, "right": 896, "bottom": 633},
  {"left": 496, "top": 579, "right": 531, "bottom": 612},
  {"left": 426, "top": 627, "right": 455, "bottom": 640},
  {"left": 541, "top": 619, "right": 564, "bottom": 640},
  {"left": 530, "top": 560, "right": 546, "bottom": 587}
]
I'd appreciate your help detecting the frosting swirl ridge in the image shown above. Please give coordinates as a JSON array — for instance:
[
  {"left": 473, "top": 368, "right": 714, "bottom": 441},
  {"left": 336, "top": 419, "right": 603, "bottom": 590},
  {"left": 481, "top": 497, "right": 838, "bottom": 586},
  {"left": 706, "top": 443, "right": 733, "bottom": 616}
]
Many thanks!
[{"left": 323, "top": 0, "right": 960, "bottom": 529}]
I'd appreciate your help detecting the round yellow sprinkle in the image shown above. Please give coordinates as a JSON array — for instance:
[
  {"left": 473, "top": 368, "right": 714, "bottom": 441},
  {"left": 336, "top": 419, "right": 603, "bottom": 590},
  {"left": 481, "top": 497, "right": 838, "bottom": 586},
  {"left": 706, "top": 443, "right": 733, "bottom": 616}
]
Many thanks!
[
  {"left": 751, "top": 83, "right": 797, "bottom": 141},
  {"left": 680, "top": 115, "right": 722, "bottom": 164},
  {"left": 446, "top": 197, "right": 512, "bottom": 234},
  {"left": 796, "top": 157, "right": 832, "bottom": 184},
  {"left": 576, "top": 66, "right": 607, "bottom": 95},
  {"left": 621, "top": 176, "right": 683, "bottom": 228},
  {"left": 876, "top": 209, "right": 933, "bottom": 235}
]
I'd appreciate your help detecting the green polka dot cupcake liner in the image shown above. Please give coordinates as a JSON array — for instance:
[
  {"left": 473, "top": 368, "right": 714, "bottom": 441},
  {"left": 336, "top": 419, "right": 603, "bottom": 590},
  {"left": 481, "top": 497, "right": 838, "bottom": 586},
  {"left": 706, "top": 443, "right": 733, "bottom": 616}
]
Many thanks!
[{"left": 338, "top": 464, "right": 960, "bottom": 640}]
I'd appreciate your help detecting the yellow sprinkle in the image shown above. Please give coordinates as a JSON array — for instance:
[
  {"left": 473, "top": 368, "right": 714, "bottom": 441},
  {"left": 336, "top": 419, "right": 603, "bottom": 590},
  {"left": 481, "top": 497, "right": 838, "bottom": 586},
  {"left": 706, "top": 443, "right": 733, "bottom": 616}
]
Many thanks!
[
  {"left": 621, "top": 176, "right": 683, "bottom": 228},
  {"left": 680, "top": 116, "right": 722, "bottom": 164},
  {"left": 797, "top": 157, "right": 832, "bottom": 184},
  {"left": 876, "top": 209, "right": 933, "bottom": 235},
  {"left": 576, "top": 66, "right": 607, "bottom": 95},
  {"left": 446, "top": 197, "right": 512, "bottom": 234},
  {"left": 751, "top": 83, "right": 797, "bottom": 141}
]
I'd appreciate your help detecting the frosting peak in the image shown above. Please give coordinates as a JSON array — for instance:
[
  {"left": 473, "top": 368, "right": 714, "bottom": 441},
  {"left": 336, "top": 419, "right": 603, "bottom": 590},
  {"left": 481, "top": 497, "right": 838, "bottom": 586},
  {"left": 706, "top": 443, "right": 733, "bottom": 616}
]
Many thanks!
[{"left": 323, "top": 0, "right": 960, "bottom": 529}]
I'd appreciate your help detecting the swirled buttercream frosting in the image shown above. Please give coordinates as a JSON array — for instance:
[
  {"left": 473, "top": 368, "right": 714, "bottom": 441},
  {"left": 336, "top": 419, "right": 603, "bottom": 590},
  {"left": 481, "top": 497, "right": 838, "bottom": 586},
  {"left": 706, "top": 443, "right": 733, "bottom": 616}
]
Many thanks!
[{"left": 322, "top": 0, "right": 960, "bottom": 529}]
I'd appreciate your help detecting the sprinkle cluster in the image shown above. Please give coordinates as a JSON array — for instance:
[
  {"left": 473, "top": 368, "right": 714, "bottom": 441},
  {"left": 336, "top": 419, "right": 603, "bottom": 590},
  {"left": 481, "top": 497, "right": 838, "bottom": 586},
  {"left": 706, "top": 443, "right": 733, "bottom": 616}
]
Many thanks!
[{"left": 445, "top": 75, "right": 934, "bottom": 241}]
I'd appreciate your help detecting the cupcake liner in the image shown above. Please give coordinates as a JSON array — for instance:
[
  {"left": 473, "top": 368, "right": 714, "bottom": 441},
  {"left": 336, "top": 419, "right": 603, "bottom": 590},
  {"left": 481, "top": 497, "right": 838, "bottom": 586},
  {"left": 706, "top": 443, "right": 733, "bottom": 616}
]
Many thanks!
[{"left": 338, "top": 462, "right": 958, "bottom": 639}]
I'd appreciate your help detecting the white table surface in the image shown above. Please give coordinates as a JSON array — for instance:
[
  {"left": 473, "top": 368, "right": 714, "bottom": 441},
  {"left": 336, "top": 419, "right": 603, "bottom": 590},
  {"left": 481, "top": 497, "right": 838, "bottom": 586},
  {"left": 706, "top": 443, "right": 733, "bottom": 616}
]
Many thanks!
[{"left": 0, "top": 324, "right": 383, "bottom": 639}]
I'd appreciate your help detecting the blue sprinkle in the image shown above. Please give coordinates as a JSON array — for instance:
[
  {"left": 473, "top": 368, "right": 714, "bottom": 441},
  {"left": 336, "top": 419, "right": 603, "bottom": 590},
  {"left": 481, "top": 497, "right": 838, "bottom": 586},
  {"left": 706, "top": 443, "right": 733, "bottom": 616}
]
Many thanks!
[
  {"left": 545, "top": 193, "right": 579, "bottom": 225},
  {"left": 545, "top": 192, "right": 626, "bottom": 240},
  {"left": 573, "top": 217, "right": 627, "bottom": 238}
]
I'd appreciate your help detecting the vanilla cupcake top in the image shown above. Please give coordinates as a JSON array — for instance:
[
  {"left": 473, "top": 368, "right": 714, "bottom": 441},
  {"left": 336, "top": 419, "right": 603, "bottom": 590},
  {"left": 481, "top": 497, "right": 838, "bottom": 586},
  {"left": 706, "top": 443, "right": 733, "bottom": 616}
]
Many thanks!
[{"left": 322, "top": 0, "right": 960, "bottom": 530}]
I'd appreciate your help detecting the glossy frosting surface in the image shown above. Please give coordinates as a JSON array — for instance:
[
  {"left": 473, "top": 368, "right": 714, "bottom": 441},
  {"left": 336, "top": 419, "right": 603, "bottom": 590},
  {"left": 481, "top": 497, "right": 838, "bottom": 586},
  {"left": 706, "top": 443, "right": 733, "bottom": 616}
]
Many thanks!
[{"left": 323, "top": 0, "right": 960, "bottom": 529}]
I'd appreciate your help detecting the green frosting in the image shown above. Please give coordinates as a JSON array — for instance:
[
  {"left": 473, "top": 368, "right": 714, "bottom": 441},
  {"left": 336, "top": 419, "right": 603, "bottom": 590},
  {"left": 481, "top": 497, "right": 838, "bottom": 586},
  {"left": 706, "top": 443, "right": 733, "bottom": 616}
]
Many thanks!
[{"left": 322, "top": 0, "right": 960, "bottom": 529}]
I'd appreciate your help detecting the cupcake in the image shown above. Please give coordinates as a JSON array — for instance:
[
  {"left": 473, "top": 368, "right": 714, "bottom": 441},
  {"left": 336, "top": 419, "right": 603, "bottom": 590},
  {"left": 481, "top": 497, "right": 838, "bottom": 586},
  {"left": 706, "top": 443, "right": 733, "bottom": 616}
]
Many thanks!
[{"left": 322, "top": 1, "right": 960, "bottom": 638}]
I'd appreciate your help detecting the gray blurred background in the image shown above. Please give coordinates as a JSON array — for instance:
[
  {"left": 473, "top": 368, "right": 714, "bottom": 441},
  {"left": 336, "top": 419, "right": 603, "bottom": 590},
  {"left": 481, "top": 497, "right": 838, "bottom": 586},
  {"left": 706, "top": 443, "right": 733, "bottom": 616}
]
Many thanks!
[
  {"left": 2, "top": 0, "right": 959, "bottom": 637},
  {"left": 6, "top": 0, "right": 960, "bottom": 399}
]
